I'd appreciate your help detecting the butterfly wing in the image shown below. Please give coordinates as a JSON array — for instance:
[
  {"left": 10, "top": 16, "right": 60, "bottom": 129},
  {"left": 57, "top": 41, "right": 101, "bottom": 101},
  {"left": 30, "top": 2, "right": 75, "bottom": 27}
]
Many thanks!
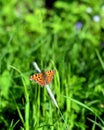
[
  {"left": 45, "top": 70, "right": 56, "bottom": 84},
  {"left": 30, "top": 70, "right": 56, "bottom": 86},
  {"left": 30, "top": 73, "right": 46, "bottom": 86}
]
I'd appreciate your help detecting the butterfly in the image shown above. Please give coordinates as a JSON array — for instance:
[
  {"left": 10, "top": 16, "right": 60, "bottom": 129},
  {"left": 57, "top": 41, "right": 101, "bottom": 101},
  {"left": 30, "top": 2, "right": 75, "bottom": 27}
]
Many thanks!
[{"left": 30, "top": 70, "right": 56, "bottom": 86}]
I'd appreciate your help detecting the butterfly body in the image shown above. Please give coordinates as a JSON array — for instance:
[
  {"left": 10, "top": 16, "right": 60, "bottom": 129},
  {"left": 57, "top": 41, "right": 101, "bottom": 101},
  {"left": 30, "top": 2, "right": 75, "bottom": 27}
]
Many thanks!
[{"left": 30, "top": 70, "right": 56, "bottom": 86}]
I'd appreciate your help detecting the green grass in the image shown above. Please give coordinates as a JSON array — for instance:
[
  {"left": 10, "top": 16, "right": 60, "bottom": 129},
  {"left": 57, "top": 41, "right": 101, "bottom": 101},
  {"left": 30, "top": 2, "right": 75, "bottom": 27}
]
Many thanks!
[{"left": 0, "top": 0, "right": 104, "bottom": 130}]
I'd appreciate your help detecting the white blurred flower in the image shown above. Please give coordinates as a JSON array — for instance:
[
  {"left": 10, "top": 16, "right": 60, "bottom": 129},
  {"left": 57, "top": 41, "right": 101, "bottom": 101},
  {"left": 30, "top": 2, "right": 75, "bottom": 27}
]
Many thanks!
[
  {"left": 93, "top": 15, "right": 100, "bottom": 22},
  {"left": 86, "top": 7, "right": 92, "bottom": 14}
]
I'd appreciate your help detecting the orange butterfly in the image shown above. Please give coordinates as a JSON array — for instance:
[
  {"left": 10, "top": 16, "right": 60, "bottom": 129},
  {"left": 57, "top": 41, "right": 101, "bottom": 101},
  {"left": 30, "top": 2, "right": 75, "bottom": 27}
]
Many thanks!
[{"left": 30, "top": 70, "right": 56, "bottom": 86}]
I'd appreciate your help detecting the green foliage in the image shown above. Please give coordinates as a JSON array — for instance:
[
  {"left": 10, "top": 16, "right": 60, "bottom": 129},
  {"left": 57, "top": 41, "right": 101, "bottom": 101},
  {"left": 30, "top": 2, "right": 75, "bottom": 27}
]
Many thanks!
[{"left": 0, "top": 0, "right": 104, "bottom": 130}]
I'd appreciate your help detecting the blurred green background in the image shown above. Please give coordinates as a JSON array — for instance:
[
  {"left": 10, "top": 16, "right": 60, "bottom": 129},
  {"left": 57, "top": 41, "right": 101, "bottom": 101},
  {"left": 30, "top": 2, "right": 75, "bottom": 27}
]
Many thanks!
[{"left": 0, "top": 0, "right": 104, "bottom": 130}]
